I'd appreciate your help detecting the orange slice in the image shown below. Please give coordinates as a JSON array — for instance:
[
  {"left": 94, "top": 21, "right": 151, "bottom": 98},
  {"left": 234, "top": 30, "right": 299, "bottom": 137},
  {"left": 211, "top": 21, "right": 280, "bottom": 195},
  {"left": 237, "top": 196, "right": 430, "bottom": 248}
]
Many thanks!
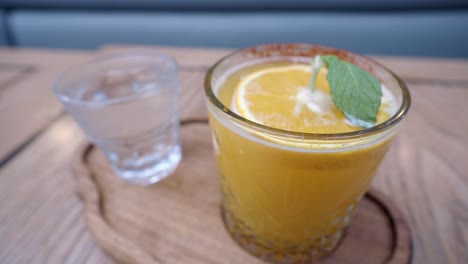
[{"left": 233, "top": 65, "right": 346, "bottom": 133}]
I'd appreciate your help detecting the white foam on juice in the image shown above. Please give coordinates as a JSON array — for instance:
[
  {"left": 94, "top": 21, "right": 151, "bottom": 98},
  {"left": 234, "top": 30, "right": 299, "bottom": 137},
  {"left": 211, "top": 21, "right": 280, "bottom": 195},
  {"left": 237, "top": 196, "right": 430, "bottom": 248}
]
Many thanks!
[
  {"left": 380, "top": 84, "right": 398, "bottom": 117},
  {"left": 296, "top": 87, "right": 334, "bottom": 115}
]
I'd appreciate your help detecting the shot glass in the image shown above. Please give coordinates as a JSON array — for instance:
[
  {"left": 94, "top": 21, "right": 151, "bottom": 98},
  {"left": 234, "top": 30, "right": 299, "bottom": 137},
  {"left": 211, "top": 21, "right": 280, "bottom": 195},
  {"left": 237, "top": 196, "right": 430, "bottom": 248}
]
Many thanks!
[{"left": 54, "top": 51, "right": 181, "bottom": 185}]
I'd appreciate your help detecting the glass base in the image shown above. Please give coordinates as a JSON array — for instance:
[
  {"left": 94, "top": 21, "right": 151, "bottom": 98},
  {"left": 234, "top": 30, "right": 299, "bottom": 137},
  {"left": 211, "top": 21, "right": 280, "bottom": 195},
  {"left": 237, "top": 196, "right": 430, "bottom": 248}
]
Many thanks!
[
  {"left": 111, "top": 145, "right": 182, "bottom": 186},
  {"left": 221, "top": 206, "right": 344, "bottom": 263}
]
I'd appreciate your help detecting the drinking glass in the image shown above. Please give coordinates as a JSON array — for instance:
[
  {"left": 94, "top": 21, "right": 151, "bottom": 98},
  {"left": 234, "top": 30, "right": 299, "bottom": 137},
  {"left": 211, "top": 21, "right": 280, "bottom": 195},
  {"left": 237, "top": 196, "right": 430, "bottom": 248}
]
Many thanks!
[
  {"left": 204, "top": 44, "right": 411, "bottom": 262},
  {"left": 54, "top": 51, "right": 181, "bottom": 186}
]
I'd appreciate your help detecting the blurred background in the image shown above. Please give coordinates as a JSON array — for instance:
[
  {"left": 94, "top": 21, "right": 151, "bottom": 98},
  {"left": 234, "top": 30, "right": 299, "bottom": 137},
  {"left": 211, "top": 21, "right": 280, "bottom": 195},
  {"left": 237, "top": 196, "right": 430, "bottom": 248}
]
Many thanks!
[{"left": 0, "top": 0, "right": 467, "bottom": 57}]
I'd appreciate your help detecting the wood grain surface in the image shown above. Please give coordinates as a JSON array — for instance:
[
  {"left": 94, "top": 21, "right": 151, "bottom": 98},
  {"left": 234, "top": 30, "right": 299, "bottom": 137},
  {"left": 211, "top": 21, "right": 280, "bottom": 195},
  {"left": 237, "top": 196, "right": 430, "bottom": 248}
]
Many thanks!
[
  {"left": 0, "top": 49, "right": 93, "bottom": 163},
  {"left": 0, "top": 46, "right": 467, "bottom": 264}
]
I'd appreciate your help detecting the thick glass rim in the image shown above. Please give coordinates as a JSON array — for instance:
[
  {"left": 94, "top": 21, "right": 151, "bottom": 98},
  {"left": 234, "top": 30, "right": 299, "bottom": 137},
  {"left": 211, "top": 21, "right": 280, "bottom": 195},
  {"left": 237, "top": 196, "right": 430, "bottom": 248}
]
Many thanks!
[
  {"left": 53, "top": 50, "right": 178, "bottom": 107},
  {"left": 204, "top": 43, "right": 411, "bottom": 140}
]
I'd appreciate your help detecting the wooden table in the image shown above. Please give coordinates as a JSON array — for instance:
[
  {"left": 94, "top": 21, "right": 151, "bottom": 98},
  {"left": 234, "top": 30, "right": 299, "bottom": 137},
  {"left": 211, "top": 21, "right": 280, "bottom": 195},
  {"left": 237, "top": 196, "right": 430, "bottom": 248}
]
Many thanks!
[{"left": 0, "top": 45, "right": 467, "bottom": 264}]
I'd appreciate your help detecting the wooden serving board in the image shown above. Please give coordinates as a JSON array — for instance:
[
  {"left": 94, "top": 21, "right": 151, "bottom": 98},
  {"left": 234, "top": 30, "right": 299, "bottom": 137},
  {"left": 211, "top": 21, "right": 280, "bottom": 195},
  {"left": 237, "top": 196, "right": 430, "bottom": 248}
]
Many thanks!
[{"left": 72, "top": 119, "right": 412, "bottom": 264}]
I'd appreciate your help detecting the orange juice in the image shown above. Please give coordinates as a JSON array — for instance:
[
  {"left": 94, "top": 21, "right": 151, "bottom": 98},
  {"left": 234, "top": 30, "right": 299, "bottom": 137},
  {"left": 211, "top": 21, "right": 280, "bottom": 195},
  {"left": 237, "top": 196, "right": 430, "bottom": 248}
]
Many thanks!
[{"left": 204, "top": 44, "right": 410, "bottom": 263}]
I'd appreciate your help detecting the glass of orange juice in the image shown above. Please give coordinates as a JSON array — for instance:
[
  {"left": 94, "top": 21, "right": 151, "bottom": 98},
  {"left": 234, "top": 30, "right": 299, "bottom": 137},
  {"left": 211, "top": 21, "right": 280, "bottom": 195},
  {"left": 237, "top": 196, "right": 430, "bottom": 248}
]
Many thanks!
[{"left": 204, "top": 44, "right": 410, "bottom": 263}]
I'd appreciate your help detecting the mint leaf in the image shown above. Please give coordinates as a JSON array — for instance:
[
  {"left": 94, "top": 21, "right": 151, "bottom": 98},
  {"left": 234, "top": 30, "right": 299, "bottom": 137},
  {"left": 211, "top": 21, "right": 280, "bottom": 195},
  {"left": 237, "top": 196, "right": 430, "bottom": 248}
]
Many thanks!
[{"left": 322, "top": 55, "right": 382, "bottom": 128}]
